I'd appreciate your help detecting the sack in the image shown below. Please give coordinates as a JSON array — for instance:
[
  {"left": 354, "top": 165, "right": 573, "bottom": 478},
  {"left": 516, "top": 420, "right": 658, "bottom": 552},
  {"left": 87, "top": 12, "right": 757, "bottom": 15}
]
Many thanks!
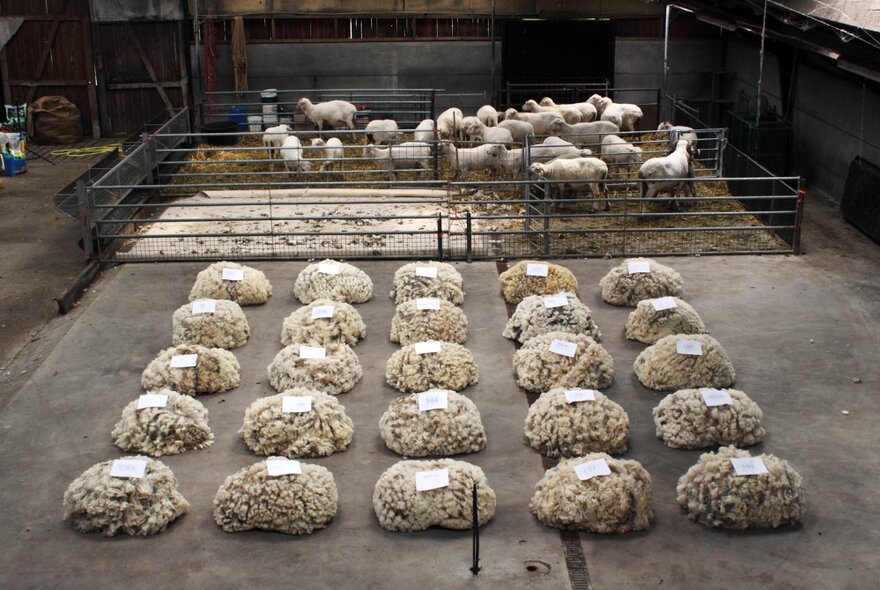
[{"left": 28, "top": 96, "right": 83, "bottom": 144}]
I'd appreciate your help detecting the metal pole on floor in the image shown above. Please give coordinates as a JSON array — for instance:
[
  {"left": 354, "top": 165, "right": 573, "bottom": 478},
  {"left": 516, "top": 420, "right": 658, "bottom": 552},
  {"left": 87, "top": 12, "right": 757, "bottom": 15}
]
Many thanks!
[{"left": 470, "top": 483, "right": 480, "bottom": 575}]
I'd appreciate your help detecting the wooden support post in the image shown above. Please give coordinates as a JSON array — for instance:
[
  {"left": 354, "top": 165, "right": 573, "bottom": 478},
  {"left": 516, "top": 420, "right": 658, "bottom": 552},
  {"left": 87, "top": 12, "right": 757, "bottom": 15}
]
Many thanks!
[
  {"left": 81, "top": 16, "right": 101, "bottom": 138},
  {"left": 124, "top": 22, "right": 175, "bottom": 113}
]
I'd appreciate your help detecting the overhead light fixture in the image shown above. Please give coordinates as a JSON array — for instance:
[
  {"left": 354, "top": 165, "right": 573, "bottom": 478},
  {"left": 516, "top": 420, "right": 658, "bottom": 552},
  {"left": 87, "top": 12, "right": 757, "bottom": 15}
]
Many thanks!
[
  {"left": 815, "top": 47, "right": 840, "bottom": 60},
  {"left": 837, "top": 59, "right": 880, "bottom": 84},
  {"left": 696, "top": 14, "right": 737, "bottom": 32}
]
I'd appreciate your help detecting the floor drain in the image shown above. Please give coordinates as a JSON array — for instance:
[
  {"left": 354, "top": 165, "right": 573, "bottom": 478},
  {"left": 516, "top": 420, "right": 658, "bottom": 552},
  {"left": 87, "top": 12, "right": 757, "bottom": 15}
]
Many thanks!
[{"left": 523, "top": 560, "right": 551, "bottom": 575}]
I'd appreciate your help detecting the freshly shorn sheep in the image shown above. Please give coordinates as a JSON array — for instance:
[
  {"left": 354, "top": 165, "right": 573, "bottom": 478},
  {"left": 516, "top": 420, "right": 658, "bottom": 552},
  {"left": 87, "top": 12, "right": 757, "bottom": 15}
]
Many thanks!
[
  {"left": 658, "top": 121, "right": 699, "bottom": 157},
  {"left": 280, "top": 135, "right": 312, "bottom": 173},
  {"left": 413, "top": 118, "right": 437, "bottom": 142},
  {"left": 63, "top": 457, "right": 189, "bottom": 536},
  {"left": 385, "top": 341, "right": 479, "bottom": 393},
  {"left": 379, "top": 390, "right": 486, "bottom": 457},
  {"left": 239, "top": 388, "right": 353, "bottom": 457},
  {"left": 598, "top": 258, "right": 684, "bottom": 306},
  {"left": 141, "top": 344, "right": 241, "bottom": 395},
  {"left": 548, "top": 120, "right": 621, "bottom": 145},
  {"left": 268, "top": 342, "right": 362, "bottom": 395},
  {"left": 459, "top": 115, "right": 513, "bottom": 143},
  {"left": 172, "top": 299, "right": 250, "bottom": 349},
  {"left": 365, "top": 119, "right": 400, "bottom": 144},
  {"left": 677, "top": 446, "right": 806, "bottom": 529},
  {"left": 539, "top": 97, "right": 598, "bottom": 122},
  {"left": 497, "top": 119, "right": 535, "bottom": 142},
  {"left": 262, "top": 123, "right": 291, "bottom": 166},
  {"left": 524, "top": 388, "right": 629, "bottom": 457},
  {"left": 529, "top": 157, "right": 610, "bottom": 212},
  {"left": 498, "top": 260, "right": 578, "bottom": 305},
  {"left": 503, "top": 292, "right": 601, "bottom": 344},
  {"left": 281, "top": 298, "right": 366, "bottom": 347},
  {"left": 588, "top": 95, "right": 644, "bottom": 132},
  {"left": 390, "top": 298, "right": 468, "bottom": 345},
  {"left": 476, "top": 104, "right": 500, "bottom": 127},
  {"left": 600, "top": 134, "right": 643, "bottom": 177},
  {"left": 522, "top": 98, "right": 583, "bottom": 124},
  {"left": 653, "top": 388, "right": 765, "bottom": 449},
  {"left": 436, "top": 107, "right": 464, "bottom": 140},
  {"left": 637, "top": 139, "right": 694, "bottom": 214},
  {"left": 513, "top": 331, "right": 614, "bottom": 393},
  {"left": 528, "top": 136, "right": 591, "bottom": 163},
  {"left": 112, "top": 389, "right": 214, "bottom": 456},
  {"left": 309, "top": 137, "right": 344, "bottom": 171},
  {"left": 390, "top": 261, "right": 465, "bottom": 305},
  {"left": 491, "top": 146, "right": 525, "bottom": 176},
  {"left": 372, "top": 459, "right": 496, "bottom": 531},
  {"left": 188, "top": 261, "right": 272, "bottom": 305},
  {"left": 296, "top": 97, "right": 357, "bottom": 130},
  {"left": 530, "top": 454, "right": 653, "bottom": 533},
  {"left": 633, "top": 334, "right": 735, "bottom": 391},
  {"left": 363, "top": 142, "right": 432, "bottom": 175},
  {"left": 625, "top": 296, "right": 707, "bottom": 344},
  {"left": 213, "top": 460, "right": 337, "bottom": 535},
  {"left": 503, "top": 108, "right": 564, "bottom": 135},
  {"left": 442, "top": 141, "right": 504, "bottom": 180},
  {"left": 293, "top": 259, "right": 373, "bottom": 304}
]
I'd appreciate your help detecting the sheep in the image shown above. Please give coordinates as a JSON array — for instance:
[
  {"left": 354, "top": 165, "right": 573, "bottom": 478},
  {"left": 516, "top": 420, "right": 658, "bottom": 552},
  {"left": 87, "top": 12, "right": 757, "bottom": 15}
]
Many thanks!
[
  {"left": 497, "top": 260, "right": 578, "bottom": 305},
  {"left": 441, "top": 141, "right": 504, "bottom": 180},
  {"left": 188, "top": 261, "right": 272, "bottom": 305},
  {"left": 528, "top": 136, "right": 591, "bottom": 164},
  {"left": 476, "top": 104, "right": 500, "bottom": 127},
  {"left": 268, "top": 342, "right": 363, "bottom": 395},
  {"left": 497, "top": 119, "right": 535, "bottom": 142},
  {"left": 293, "top": 259, "right": 373, "bottom": 304},
  {"left": 637, "top": 139, "right": 694, "bottom": 214},
  {"left": 503, "top": 292, "right": 601, "bottom": 344},
  {"left": 141, "top": 344, "right": 241, "bottom": 395},
  {"left": 600, "top": 134, "right": 643, "bottom": 177},
  {"left": 213, "top": 460, "right": 337, "bottom": 535},
  {"left": 513, "top": 331, "right": 614, "bottom": 393},
  {"left": 172, "top": 299, "right": 250, "bottom": 349},
  {"left": 530, "top": 453, "right": 653, "bottom": 534},
  {"left": 279, "top": 135, "right": 311, "bottom": 173},
  {"left": 436, "top": 107, "right": 464, "bottom": 140},
  {"left": 676, "top": 446, "right": 806, "bottom": 529},
  {"left": 385, "top": 341, "right": 479, "bottom": 393},
  {"left": 522, "top": 98, "right": 583, "bottom": 124},
  {"left": 112, "top": 389, "right": 214, "bottom": 457},
  {"left": 309, "top": 137, "right": 344, "bottom": 171},
  {"left": 524, "top": 388, "right": 629, "bottom": 457},
  {"left": 588, "top": 95, "right": 644, "bottom": 131},
  {"left": 281, "top": 298, "right": 366, "bottom": 347},
  {"left": 658, "top": 121, "right": 699, "bottom": 158},
  {"left": 239, "top": 388, "right": 353, "bottom": 457},
  {"left": 653, "top": 388, "right": 765, "bottom": 449},
  {"left": 379, "top": 390, "right": 486, "bottom": 457},
  {"left": 503, "top": 108, "right": 565, "bottom": 135},
  {"left": 625, "top": 297, "right": 707, "bottom": 344},
  {"left": 598, "top": 257, "right": 684, "bottom": 306},
  {"left": 63, "top": 457, "right": 189, "bottom": 536},
  {"left": 548, "top": 119, "right": 620, "bottom": 146},
  {"left": 372, "top": 459, "right": 496, "bottom": 531},
  {"left": 389, "top": 298, "right": 468, "bottom": 345},
  {"left": 364, "top": 119, "right": 400, "bottom": 144},
  {"left": 539, "top": 97, "right": 598, "bottom": 122},
  {"left": 296, "top": 97, "right": 356, "bottom": 131},
  {"left": 491, "top": 146, "right": 525, "bottom": 176},
  {"left": 413, "top": 118, "right": 437, "bottom": 142},
  {"left": 633, "top": 334, "right": 736, "bottom": 391},
  {"left": 262, "top": 124, "right": 290, "bottom": 166},
  {"left": 363, "top": 141, "right": 432, "bottom": 176},
  {"left": 459, "top": 116, "right": 513, "bottom": 144},
  {"left": 528, "top": 157, "right": 610, "bottom": 212},
  {"left": 390, "top": 261, "right": 465, "bottom": 305}
]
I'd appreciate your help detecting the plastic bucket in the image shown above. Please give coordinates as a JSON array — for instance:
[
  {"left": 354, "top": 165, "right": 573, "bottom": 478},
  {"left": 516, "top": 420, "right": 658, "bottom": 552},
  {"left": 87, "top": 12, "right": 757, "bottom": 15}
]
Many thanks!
[
  {"left": 247, "top": 115, "right": 263, "bottom": 132},
  {"left": 228, "top": 106, "right": 248, "bottom": 129},
  {"left": 2, "top": 153, "right": 26, "bottom": 176},
  {"left": 260, "top": 89, "right": 278, "bottom": 103}
]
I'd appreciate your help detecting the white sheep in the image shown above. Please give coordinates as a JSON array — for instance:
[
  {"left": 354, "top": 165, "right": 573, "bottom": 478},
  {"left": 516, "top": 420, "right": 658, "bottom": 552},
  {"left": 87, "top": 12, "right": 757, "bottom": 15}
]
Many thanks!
[
  {"left": 364, "top": 119, "right": 400, "bottom": 144},
  {"left": 658, "top": 121, "right": 699, "bottom": 158},
  {"left": 503, "top": 108, "right": 565, "bottom": 135},
  {"left": 363, "top": 141, "right": 432, "bottom": 175},
  {"left": 548, "top": 119, "right": 620, "bottom": 146},
  {"left": 279, "top": 135, "right": 311, "bottom": 173},
  {"left": 600, "top": 134, "right": 643, "bottom": 177},
  {"left": 588, "top": 95, "right": 643, "bottom": 132},
  {"left": 436, "top": 107, "right": 464, "bottom": 140},
  {"left": 441, "top": 141, "right": 504, "bottom": 180},
  {"left": 262, "top": 124, "right": 291, "bottom": 167},
  {"left": 528, "top": 136, "right": 591, "bottom": 164},
  {"left": 497, "top": 119, "right": 535, "bottom": 142},
  {"left": 522, "top": 99, "right": 583, "bottom": 124},
  {"left": 476, "top": 104, "right": 500, "bottom": 127},
  {"left": 539, "top": 97, "right": 597, "bottom": 122},
  {"left": 413, "top": 118, "right": 437, "bottom": 142},
  {"left": 491, "top": 146, "right": 525, "bottom": 176},
  {"left": 529, "top": 157, "right": 610, "bottom": 211},
  {"left": 637, "top": 139, "right": 693, "bottom": 214},
  {"left": 296, "top": 97, "right": 357, "bottom": 131},
  {"left": 460, "top": 116, "right": 514, "bottom": 144},
  {"left": 309, "top": 137, "right": 344, "bottom": 171}
]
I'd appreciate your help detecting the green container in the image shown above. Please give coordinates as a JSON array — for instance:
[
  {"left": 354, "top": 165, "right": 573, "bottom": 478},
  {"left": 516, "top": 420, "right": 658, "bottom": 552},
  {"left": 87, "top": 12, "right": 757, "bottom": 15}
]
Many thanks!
[{"left": 727, "top": 111, "right": 792, "bottom": 174}]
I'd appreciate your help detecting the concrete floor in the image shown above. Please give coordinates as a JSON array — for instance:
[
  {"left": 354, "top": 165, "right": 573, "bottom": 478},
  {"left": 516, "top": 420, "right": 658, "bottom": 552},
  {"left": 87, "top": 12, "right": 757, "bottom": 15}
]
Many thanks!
[{"left": 0, "top": 190, "right": 878, "bottom": 588}]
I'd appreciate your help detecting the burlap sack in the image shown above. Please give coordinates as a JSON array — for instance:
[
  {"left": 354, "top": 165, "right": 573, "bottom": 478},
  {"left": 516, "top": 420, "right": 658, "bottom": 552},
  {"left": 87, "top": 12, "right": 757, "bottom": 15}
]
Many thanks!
[{"left": 28, "top": 96, "right": 83, "bottom": 144}]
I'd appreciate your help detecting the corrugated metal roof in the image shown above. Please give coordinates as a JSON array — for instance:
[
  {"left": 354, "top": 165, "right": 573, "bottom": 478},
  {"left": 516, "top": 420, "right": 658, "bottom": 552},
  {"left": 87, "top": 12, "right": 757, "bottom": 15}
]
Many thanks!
[{"left": 774, "top": 0, "right": 880, "bottom": 34}]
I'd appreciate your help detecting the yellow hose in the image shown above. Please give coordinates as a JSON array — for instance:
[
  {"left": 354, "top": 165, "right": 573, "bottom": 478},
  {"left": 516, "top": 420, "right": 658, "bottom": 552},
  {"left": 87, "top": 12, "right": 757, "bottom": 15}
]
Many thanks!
[{"left": 49, "top": 144, "right": 124, "bottom": 158}]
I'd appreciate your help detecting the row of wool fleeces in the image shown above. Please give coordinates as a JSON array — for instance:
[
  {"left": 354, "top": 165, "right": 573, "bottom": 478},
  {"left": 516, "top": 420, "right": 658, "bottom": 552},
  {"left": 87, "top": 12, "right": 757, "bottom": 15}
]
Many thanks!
[
  {"left": 293, "top": 259, "right": 373, "bottom": 304},
  {"left": 503, "top": 292, "right": 601, "bottom": 344},
  {"left": 268, "top": 342, "right": 362, "bottom": 395},
  {"left": 385, "top": 342, "right": 479, "bottom": 393},
  {"left": 372, "top": 459, "right": 496, "bottom": 532},
  {"left": 379, "top": 390, "right": 486, "bottom": 457},
  {"left": 188, "top": 261, "right": 272, "bottom": 306},
  {"left": 498, "top": 260, "right": 579, "bottom": 305},
  {"left": 513, "top": 331, "right": 614, "bottom": 393},
  {"left": 653, "top": 388, "right": 765, "bottom": 449},
  {"left": 599, "top": 258, "right": 683, "bottom": 307},
  {"left": 112, "top": 389, "right": 214, "bottom": 457},
  {"left": 239, "top": 389, "right": 353, "bottom": 457},
  {"left": 172, "top": 299, "right": 250, "bottom": 349},
  {"left": 281, "top": 299, "right": 366, "bottom": 347},
  {"left": 390, "top": 261, "right": 465, "bottom": 305},
  {"left": 390, "top": 299, "right": 468, "bottom": 345},
  {"left": 633, "top": 334, "right": 735, "bottom": 391},
  {"left": 142, "top": 344, "right": 241, "bottom": 395}
]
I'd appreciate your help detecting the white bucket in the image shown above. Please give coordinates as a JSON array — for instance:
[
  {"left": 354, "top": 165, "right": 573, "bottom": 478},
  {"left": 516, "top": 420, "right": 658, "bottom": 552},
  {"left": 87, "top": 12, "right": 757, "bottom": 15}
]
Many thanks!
[
  {"left": 262, "top": 103, "right": 278, "bottom": 115},
  {"left": 247, "top": 115, "right": 263, "bottom": 132},
  {"left": 260, "top": 88, "right": 278, "bottom": 101}
]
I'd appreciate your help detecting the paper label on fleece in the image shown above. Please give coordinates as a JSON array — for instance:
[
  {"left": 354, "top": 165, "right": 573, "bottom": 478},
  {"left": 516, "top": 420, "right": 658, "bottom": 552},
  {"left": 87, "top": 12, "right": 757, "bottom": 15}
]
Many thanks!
[
  {"left": 676, "top": 339, "right": 703, "bottom": 356},
  {"left": 265, "top": 458, "right": 302, "bottom": 477},
  {"left": 627, "top": 260, "right": 651, "bottom": 274},
  {"left": 299, "top": 345, "right": 326, "bottom": 359},
  {"left": 221, "top": 268, "right": 244, "bottom": 281},
  {"left": 418, "top": 390, "right": 449, "bottom": 412},
  {"left": 730, "top": 456, "right": 768, "bottom": 476},
  {"left": 526, "top": 263, "right": 549, "bottom": 277},
  {"left": 574, "top": 459, "right": 611, "bottom": 481},
  {"left": 543, "top": 294, "right": 568, "bottom": 308},
  {"left": 282, "top": 396, "right": 313, "bottom": 413},
  {"left": 415, "top": 469, "right": 450, "bottom": 491},
  {"left": 413, "top": 341, "right": 442, "bottom": 355},
  {"left": 565, "top": 389, "right": 596, "bottom": 403},
  {"left": 415, "top": 266, "right": 438, "bottom": 278},
  {"left": 137, "top": 394, "right": 168, "bottom": 410},
  {"left": 110, "top": 459, "right": 147, "bottom": 479},
  {"left": 416, "top": 298, "right": 441, "bottom": 311},
  {"left": 311, "top": 305, "right": 335, "bottom": 320},
  {"left": 318, "top": 262, "right": 341, "bottom": 275},
  {"left": 650, "top": 297, "right": 677, "bottom": 311},
  {"left": 170, "top": 354, "right": 198, "bottom": 368},
  {"left": 192, "top": 299, "right": 217, "bottom": 314},
  {"left": 549, "top": 339, "right": 577, "bottom": 357},
  {"left": 701, "top": 388, "right": 733, "bottom": 407}
]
